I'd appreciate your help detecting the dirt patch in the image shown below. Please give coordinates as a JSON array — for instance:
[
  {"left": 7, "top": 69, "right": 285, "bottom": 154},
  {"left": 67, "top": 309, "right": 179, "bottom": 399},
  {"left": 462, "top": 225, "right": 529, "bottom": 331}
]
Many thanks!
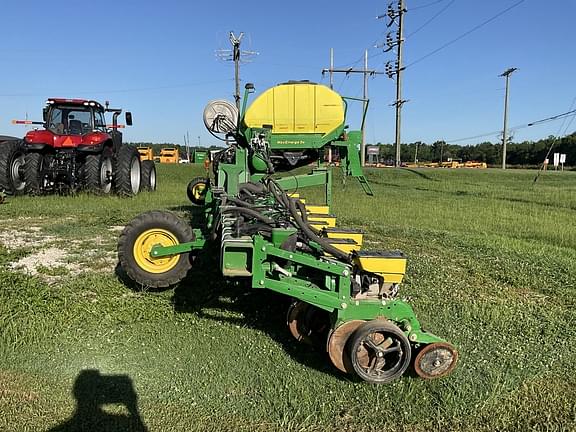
[
  {"left": 0, "top": 228, "right": 57, "bottom": 250},
  {"left": 9, "top": 247, "right": 83, "bottom": 277},
  {"left": 0, "top": 371, "right": 39, "bottom": 403}
]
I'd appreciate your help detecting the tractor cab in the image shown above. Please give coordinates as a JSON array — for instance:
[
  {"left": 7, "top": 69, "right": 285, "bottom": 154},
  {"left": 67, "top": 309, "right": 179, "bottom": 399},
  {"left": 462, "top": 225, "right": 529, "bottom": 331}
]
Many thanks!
[{"left": 43, "top": 99, "right": 106, "bottom": 136}]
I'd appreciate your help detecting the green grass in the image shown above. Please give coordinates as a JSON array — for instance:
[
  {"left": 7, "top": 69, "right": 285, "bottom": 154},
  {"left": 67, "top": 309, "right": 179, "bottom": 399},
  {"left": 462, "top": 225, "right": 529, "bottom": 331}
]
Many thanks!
[{"left": 1, "top": 165, "right": 575, "bottom": 431}]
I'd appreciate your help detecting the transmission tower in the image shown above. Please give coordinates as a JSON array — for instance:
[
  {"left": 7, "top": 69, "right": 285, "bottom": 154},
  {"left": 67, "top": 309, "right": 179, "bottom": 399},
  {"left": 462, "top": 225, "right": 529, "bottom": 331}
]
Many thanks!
[
  {"left": 216, "top": 31, "right": 258, "bottom": 109},
  {"left": 378, "top": 0, "right": 407, "bottom": 167}
]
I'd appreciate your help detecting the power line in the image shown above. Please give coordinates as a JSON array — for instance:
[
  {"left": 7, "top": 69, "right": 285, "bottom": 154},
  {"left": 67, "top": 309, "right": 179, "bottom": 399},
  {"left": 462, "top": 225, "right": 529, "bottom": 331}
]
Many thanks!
[
  {"left": 446, "top": 108, "right": 576, "bottom": 143},
  {"left": 533, "top": 99, "right": 576, "bottom": 184},
  {"left": 409, "top": 0, "right": 449, "bottom": 11},
  {"left": 405, "top": 0, "right": 526, "bottom": 69},
  {"left": 406, "top": 0, "right": 456, "bottom": 38}
]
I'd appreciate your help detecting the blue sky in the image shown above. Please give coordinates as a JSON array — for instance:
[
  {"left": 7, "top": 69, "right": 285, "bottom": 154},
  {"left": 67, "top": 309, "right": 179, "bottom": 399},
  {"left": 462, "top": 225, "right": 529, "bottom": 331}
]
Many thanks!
[{"left": 0, "top": 0, "right": 574, "bottom": 147}]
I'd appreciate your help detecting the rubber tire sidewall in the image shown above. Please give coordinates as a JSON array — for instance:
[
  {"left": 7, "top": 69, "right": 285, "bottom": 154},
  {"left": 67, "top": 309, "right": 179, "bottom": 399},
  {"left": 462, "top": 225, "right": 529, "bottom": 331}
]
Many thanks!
[
  {"left": 0, "top": 140, "right": 26, "bottom": 195},
  {"left": 347, "top": 320, "right": 412, "bottom": 384},
  {"left": 186, "top": 177, "right": 208, "bottom": 206},
  {"left": 114, "top": 146, "right": 141, "bottom": 196},
  {"left": 140, "top": 160, "right": 156, "bottom": 192},
  {"left": 118, "top": 210, "right": 194, "bottom": 288},
  {"left": 84, "top": 148, "right": 113, "bottom": 194},
  {"left": 23, "top": 152, "right": 44, "bottom": 195}
]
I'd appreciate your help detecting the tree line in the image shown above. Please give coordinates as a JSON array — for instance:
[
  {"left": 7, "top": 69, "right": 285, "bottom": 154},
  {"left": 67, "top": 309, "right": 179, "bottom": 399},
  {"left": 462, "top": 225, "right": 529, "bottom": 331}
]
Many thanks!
[{"left": 371, "top": 132, "right": 576, "bottom": 166}]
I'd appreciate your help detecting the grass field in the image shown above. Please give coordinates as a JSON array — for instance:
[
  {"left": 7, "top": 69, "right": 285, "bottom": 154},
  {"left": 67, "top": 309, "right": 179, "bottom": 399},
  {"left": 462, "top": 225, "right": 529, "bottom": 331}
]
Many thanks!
[{"left": 1, "top": 165, "right": 575, "bottom": 431}]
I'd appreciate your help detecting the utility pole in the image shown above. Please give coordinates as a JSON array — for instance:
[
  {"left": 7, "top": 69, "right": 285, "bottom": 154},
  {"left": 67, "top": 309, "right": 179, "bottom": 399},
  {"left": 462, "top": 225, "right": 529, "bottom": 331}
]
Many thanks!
[
  {"left": 322, "top": 50, "right": 384, "bottom": 166},
  {"left": 500, "top": 67, "right": 517, "bottom": 170},
  {"left": 380, "top": 0, "right": 407, "bottom": 168},
  {"left": 329, "top": 48, "right": 334, "bottom": 90},
  {"left": 216, "top": 32, "right": 258, "bottom": 110}
]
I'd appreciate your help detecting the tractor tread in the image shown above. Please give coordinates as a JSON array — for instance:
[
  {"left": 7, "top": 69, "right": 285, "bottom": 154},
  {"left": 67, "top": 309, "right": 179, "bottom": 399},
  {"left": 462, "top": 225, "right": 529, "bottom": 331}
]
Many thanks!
[
  {"left": 114, "top": 146, "right": 141, "bottom": 196},
  {"left": 0, "top": 140, "right": 26, "bottom": 195},
  {"left": 23, "top": 152, "right": 44, "bottom": 195}
]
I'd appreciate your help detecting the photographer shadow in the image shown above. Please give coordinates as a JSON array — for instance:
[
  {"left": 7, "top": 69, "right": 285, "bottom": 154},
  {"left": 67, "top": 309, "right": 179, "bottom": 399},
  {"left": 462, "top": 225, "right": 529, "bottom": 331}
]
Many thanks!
[{"left": 48, "top": 369, "right": 148, "bottom": 432}]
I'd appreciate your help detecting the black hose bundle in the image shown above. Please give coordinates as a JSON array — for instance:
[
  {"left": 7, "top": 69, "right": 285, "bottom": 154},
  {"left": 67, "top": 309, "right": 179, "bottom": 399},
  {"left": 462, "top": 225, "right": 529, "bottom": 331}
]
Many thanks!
[
  {"left": 264, "top": 178, "right": 351, "bottom": 263},
  {"left": 220, "top": 206, "right": 275, "bottom": 225}
]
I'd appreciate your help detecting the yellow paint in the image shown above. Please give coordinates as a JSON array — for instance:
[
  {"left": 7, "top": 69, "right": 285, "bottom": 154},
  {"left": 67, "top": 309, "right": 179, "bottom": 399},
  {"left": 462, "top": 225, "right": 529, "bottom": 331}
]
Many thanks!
[
  {"left": 327, "top": 238, "right": 360, "bottom": 254},
  {"left": 310, "top": 222, "right": 328, "bottom": 230},
  {"left": 137, "top": 146, "right": 154, "bottom": 161},
  {"left": 307, "top": 214, "right": 336, "bottom": 228},
  {"left": 354, "top": 254, "right": 407, "bottom": 284},
  {"left": 244, "top": 82, "right": 345, "bottom": 136},
  {"left": 133, "top": 228, "right": 180, "bottom": 274},
  {"left": 159, "top": 147, "right": 179, "bottom": 164},
  {"left": 323, "top": 229, "right": 364, "bottom": 247},
  {"left": 306, "top": 205, "right": 330, "bottom": 215}
]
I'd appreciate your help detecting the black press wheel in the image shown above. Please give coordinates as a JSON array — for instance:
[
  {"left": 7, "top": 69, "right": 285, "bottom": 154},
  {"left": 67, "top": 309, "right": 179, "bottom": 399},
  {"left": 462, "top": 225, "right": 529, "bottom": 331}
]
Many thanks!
[
  {"left": 118, "top": 210, "right": 194, "bottom": 288},
  {"left": 186, "top": 177, "right": 209, "bottom": 206},
  {"left": 0, "top": 140, "right": 26, "bottom": 195},
  {"left": 114, "top": 146, "right": 141, "bottom": 196},
  {"left": 346, "top": 320, "right": 412, "bottom": 384},
  {"left": 84, "top": 149, "right": 113, "bottom": 194},
  {"left": 23, "top": 152, "right": 46, "bottom": 195},
  {"left": 140, "top": 160, "right": 157, "bottom": 192}
]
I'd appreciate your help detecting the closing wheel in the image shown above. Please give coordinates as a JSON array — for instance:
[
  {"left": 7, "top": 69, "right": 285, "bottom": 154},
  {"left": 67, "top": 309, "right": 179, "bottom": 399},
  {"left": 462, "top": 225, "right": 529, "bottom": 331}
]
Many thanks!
[
  {"left": 327, "top": 320, "right": 365, "bottom": 373},
  {"left": 118, "top": 210, "right": 194, "bottom": 288},
  {"left": 186, "top": 177, "right": 209, "bottom": 206},
  {"left": 413, "top": 342, "right": 458, "bottom": 379},
  {"left": 286, "top": 301, "right": 330, "bottom": 347},
  {"left": 347, "top": 320, "right": 411, "bottom": 384}
]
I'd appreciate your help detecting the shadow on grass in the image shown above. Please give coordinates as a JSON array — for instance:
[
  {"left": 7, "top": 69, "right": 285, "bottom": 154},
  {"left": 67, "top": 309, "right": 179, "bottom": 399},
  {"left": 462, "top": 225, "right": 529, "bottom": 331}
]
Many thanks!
[
  {"left": 401, "top": 168, "right": 439, "bottom": 181},
  {"left": 170, "top": 251, "right": 348, "bottom": 381},
  {"left": 47, "top": 369, "right": 148, "bottom": 432}
]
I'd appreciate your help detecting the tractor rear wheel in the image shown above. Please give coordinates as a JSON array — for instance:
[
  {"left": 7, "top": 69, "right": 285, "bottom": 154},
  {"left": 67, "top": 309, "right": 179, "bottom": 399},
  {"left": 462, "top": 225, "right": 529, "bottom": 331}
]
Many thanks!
[
  {"left": 0, "top": 140, "right": 26, "bottom": 195},
  {"left": 114, "top": 146, "right": 141, "bottom": 196},
  {"left": 84, "top": 150, "right": 113, "bottom": 194},
  {"left": 23, "top": 152, "right": 46, "bottom": 195},
  {"left": 140, "top": 160, "right": 157, "bottom": 192},
  {"left": 186, "top": 177, "right": 209, "bottom": 206},
  {"left": 346, "top": 320, "right": 411, "bottom": 384},
  {"left": 118, "top": 210, "right": 194, "bottom": 288}
]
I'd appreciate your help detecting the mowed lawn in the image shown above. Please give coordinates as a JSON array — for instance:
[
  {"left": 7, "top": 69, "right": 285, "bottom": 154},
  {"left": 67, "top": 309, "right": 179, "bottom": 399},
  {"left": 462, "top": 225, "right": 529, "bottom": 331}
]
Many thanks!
[{"left": 1, "top": 164, "right": 575, "bottom": 431}]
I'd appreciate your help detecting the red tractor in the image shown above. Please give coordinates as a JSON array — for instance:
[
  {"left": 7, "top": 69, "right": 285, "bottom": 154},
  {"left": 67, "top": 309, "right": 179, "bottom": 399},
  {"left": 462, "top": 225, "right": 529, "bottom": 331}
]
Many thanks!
[{"left": 0, "top": 98, "right": 156, "bottom": 196}]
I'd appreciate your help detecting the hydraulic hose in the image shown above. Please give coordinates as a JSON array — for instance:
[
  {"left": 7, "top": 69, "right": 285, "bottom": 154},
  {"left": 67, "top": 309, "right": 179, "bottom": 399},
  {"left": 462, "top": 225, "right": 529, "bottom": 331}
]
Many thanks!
[
  {"left": 287, "top": 196, "right": 350, "bottom": 262},
  {"left": 220, "top": 206, "right": 275, "bottom": 225}
]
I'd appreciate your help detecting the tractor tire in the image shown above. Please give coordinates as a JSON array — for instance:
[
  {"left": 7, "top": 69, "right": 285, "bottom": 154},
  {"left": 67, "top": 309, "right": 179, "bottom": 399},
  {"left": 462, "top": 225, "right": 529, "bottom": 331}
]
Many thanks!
[
  {"left": 0, "top": 140, "right": 26, "bottom": 195},
  {"left": 118, "top": 210, "right": 195, "bottom": 288},
  {"left": 23, "top": 152, "right": 45, "bottom": 195},
  {"left": 84, "top": 149, "right": 113, "bottom": 194},
  {"left": 186, "top": 177, "right": 209, "bottom": 206},
  {"left": 140, "top": 160, "right": 157, "bottom": 192},
  {"left": 113, "top": 146, "right": 141, "bottom": 196}
]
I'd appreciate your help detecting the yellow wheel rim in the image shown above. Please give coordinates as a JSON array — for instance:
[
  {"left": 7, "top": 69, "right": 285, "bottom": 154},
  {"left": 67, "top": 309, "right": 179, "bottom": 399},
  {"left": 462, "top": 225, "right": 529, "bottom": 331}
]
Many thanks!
[
  {"left": 192, "top": 182, "right": 206, "bottom": 200},
  {"left": 133, "top": 228, "right": 180, "bottom": 274}
]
